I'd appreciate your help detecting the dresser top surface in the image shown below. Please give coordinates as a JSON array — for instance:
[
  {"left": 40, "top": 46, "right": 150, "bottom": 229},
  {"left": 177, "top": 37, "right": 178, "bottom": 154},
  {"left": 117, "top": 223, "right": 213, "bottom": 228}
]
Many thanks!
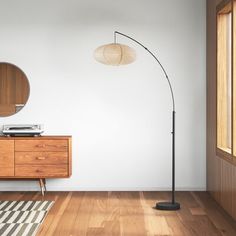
[{"left": 0, "top": 135, "right": 72, "bottom": 140}]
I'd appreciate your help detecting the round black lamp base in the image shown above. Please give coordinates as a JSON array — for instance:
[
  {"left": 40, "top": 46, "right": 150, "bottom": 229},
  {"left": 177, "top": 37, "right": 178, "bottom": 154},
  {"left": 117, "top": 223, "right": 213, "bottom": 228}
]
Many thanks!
[{"left": 155, "top": 202, "right": 180, "bottom": 211}]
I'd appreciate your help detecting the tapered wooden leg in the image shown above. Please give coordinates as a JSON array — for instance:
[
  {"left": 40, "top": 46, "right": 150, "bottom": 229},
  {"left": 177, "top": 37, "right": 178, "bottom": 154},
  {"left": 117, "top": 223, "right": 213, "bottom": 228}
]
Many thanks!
[
  {"left": 39, "top": 178, "right": 45, "bottom": 196},
  {"left": 43, "top": 178, "right": 47, "bottom": 192}
]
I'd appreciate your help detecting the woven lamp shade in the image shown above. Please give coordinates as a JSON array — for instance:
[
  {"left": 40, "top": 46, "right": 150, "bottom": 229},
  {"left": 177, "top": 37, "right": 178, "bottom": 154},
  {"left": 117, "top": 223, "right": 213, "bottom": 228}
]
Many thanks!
[{"left": 94, "top": 43, "right": 136, "bottom": 66}]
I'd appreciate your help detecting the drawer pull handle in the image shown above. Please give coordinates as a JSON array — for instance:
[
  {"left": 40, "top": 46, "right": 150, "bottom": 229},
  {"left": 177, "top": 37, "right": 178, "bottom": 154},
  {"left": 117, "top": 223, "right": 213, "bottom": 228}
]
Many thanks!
[
  {"left": 36, "top": 144, "right": 66, "bottom": 148},
  {"left": 36, "top": 157, "right": 45, "bottom": 160},
  {"left": 36, "top": 169, "right": 43, "bottom": 173},
  {"left": 36, "top": 144, "right": 45, "bottom": 148}
]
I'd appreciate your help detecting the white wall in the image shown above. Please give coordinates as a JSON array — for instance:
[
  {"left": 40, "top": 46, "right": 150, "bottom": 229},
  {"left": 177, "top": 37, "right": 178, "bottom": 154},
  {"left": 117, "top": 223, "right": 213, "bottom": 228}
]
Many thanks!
[{"left": 0, "top": 0, "right": 206, "bottom": 191}]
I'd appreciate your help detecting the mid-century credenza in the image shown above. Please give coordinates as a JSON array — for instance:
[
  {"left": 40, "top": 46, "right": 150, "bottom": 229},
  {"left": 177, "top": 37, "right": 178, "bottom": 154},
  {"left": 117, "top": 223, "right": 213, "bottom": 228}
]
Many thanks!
[{"left": 0, "top": 136, "right": 72, "bottom": 195}]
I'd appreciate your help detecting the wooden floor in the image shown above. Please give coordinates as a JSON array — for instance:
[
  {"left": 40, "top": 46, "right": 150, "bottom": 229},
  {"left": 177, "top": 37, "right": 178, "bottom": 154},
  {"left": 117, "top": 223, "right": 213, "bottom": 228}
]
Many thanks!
[{"left": 0, "top": 191, "right": 236, "bottom": 235}]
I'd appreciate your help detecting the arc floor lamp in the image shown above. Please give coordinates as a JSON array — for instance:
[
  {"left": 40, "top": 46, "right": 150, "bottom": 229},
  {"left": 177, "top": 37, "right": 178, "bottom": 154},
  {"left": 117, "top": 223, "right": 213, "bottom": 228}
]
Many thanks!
[{"left": 94, "top": 31, "right": 180, "bottom": 210}]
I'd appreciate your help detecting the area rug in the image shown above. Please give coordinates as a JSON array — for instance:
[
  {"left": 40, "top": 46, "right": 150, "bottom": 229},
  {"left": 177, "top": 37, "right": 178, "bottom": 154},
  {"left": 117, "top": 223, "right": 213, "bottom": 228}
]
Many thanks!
[{"left": 0, "top": 200, "right": 54, "bottom": 236}]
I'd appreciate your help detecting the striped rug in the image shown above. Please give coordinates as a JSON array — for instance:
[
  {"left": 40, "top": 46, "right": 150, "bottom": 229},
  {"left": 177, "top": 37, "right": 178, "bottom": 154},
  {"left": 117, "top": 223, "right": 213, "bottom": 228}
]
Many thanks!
[{"left": 0, "top": 201, "right": 54, "bottom": 236}]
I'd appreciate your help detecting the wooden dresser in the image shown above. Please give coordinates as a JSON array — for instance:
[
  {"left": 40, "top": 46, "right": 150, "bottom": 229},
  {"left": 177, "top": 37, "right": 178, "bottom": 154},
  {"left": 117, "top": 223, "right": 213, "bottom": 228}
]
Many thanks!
[{"left": 0, "top": 136, "right": 72, "bottom": 195}]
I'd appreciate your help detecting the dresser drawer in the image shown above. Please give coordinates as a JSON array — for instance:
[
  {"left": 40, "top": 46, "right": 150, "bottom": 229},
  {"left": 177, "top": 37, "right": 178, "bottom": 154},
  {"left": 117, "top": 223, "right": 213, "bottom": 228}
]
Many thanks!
[
  {"left": 15, "top": 152, "right": 68, "bottom": 165},
  {"left": 15, "top": 165, "right": 68, "bottom": 177},
  {"left": 15, "top": 140, "right": 68, "bottom": 152}
]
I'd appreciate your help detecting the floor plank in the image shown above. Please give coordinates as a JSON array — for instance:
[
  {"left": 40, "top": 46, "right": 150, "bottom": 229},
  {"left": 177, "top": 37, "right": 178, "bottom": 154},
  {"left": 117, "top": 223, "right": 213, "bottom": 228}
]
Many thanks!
[{"left": 1, "top": 191, "right": 236, "bottom": 236}]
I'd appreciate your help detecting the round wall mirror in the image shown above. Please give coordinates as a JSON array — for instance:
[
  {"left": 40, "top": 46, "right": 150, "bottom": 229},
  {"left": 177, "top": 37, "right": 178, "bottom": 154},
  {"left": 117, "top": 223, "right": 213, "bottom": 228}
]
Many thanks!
[{"left": 0, "top": 63, "right": 30, "bottom": 117}]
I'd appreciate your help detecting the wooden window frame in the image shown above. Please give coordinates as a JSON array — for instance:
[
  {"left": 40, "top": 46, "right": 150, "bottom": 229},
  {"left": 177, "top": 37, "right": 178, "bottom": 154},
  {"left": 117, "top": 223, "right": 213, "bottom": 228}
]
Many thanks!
[{"left": 216, "top": 0, "right": 236, "bottom": 165}]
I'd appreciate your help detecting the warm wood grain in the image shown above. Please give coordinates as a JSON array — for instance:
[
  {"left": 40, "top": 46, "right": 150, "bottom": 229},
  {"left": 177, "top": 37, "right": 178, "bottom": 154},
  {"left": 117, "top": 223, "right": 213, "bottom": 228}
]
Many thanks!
[
  {"left": 191, "top": 191, "right": 236, "bottom": 236},
  {"left": 221, "top": 160, "right": 233, "bottom": 214},
  {"left": 214, "top": 157, "right": 222, "bottom": 203},
  {"left": 15, "top": 139, "right": 68, "bottom": 152},
  {"left": 119, "top": 192, "right": 147, "bottom": 235},
  {"left": 15, "top": 165, "right": 68, "bottom": 177},
  {"left": 0, "top": 104, "right": 16, "bottom": 116},
  {"left": 217, "top": 5, "right": 232, "bottom": 153},
  {"left": 0, "top": 136, "right": 72, "bottom": 183},
  {"left": 232, "top": 165, "right": 236, "bottom": 219},
  {"left": 15, "top": 152, "right": 68, "bottom": 165},
  {"left": 68, "top": 136, "right": 72, "bottom": 177},
  {"left": 0, "top": 140, "right": 14, "bottom": 176},
  {"left": 1, "top": 191, "right": 235, "bottom": 236},
  {"left": 140, "top": 192, "right": 171, "bottom": 235},
  {"left": 217, "top": 0, "right": 232, "bottom": 13},
  {"left": 233, "top": 0, "right": 236, "bottom": 156},
  {"left": 207, "top": 0, "right": 236, "bottom": 222},
  {"left": 207, "top": 0, "right": 218, "bottom": 198},
  {"left": 0, "top": 63, "right": 29, "bottom": 116},
  {"left": 52, "top": 192, "right": 85, "bottom": 235}
]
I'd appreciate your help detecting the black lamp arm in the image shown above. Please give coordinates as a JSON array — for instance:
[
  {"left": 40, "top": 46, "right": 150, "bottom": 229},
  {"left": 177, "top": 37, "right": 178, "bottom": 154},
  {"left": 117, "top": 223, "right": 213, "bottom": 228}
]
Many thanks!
[{"left": 114, "top": 31, "right": 175, "bottom": 111}]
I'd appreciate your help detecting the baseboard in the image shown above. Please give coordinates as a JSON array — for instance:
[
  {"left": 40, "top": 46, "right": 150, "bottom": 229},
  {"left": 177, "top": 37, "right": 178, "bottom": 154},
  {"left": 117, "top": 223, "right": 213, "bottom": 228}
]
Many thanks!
[{"left": 0, "top": 186, "right": 206, "bottom": 192}]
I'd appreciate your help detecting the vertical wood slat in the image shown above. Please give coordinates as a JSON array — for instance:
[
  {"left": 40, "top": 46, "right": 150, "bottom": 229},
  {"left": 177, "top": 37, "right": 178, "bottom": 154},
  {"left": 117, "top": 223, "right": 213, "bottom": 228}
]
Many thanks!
[
  {"left": 221, "top": 159, "right": 233, "bottom": 215},
  {"left": 232, "top": 165, "right": 236, "bottom": 219},
  {"left": 233, "top": 0, "right": 236, "bottom": 156},
  {"left": 207, "top": 0, "right": 217, "bottom": 195},
  {"left": 214, "top": 157, "right": 222, "bottom": 203}
]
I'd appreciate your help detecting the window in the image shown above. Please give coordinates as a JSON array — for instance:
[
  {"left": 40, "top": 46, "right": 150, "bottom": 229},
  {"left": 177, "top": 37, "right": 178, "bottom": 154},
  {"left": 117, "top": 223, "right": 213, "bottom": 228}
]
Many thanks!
[
  {"left": 217, "top": 3, "right": 232, "bottom": 154},
  {"left": 216, "top": 1, "right": 236, "bottom": 159}
]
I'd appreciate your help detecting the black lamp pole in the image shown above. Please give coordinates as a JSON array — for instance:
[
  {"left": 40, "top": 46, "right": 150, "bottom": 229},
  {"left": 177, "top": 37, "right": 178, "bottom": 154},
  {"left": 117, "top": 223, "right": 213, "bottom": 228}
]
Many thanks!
[{"left": 114, "top": 31, "right": 180, "bottom": 210}]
